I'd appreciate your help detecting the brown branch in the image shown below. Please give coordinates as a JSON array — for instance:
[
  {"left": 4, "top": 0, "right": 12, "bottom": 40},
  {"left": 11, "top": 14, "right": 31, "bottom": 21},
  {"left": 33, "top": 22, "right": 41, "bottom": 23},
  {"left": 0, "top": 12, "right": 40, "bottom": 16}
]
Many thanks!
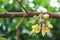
[
  {"left": 0, "top": 12, "right": 60, "bottom": 19},
  {"left": 16, "top": 0, "right": 28, "bottom": 40},
  {"left": 16, "top": 0, "right": 28, "bottom": 13},
  {"left": 16, "top": 17, "right": 25, "bottom": 40}
]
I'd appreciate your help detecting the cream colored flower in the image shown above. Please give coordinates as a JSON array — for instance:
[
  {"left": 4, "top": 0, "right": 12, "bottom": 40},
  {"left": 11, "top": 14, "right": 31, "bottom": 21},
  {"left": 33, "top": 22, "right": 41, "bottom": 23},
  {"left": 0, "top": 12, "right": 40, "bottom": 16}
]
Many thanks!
[
  {"left": 42, "top": 26, "right": 50, "bottom": 36},
  {"left": 32, "top": 24, "right": 40, "bottom": 33},
  {"left": 42, "top": 29, "right": 46, "bottom": 36}
]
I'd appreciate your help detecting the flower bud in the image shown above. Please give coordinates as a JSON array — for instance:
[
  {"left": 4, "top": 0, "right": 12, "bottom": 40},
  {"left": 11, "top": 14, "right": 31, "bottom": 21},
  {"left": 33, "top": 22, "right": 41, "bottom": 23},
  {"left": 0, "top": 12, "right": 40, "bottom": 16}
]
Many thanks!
[
  {"left": 31, "top": 20, "right": 36, "bottom": 24},
  {"left": 39, "top": 14, "right": 43, "bottom": 17},
  {"left": 48, "top": 24, "right": 53, "bottom": 28},
  {"left": 33, "top": 15, "right": 38, "bottom": 18},
  {"left": 43, "top": 14, "right": 49, "bottom": 20}
]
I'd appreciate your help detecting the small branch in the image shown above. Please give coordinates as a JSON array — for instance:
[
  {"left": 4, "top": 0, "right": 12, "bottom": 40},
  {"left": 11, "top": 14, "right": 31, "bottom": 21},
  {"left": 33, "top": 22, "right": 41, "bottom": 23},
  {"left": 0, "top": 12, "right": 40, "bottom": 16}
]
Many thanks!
[
  {"left": 16, "top": 0, "right": 28, "bottom": 40},
  {"left": 16, "top": 0, "right": 28, "bottom": 13},
  {"left": 16, "top": 17, "right": 25, "bottom": 40},
  {"left": 0, "top": 12, "right": 60, "bottom": 19}
]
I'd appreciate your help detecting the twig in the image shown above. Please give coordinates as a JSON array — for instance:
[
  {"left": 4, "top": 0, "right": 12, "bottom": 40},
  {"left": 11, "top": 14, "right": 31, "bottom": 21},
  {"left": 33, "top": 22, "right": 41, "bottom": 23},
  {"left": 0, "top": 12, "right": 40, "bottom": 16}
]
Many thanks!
[
  {"left": 16, "top": 0, "right": 28, "bottom": 40},
  {"left": 16, "top": 0, "right": 28, "bottom": 13},
  {"left": 16, "top": 17, "right": 25, "bottom": 40}
]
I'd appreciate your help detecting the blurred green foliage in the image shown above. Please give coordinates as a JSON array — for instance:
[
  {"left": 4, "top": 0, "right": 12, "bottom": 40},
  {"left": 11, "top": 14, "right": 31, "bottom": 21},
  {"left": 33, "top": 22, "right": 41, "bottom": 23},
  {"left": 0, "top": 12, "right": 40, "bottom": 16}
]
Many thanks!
[
  {"left": 0, "top": 34, "right": 7, "bottom": 40},
  {"left": 0, "top": 0, "right": 60, "bottom": 40}
]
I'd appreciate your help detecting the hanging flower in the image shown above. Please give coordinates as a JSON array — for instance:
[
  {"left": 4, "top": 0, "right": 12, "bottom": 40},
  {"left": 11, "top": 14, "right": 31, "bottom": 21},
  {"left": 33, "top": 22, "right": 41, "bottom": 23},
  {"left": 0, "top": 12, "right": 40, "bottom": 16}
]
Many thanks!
[
  {"left": 32, "top": 24, "right": 40, "bottom": 33},
  {"left": 29, "top": 14, "right": 53, "bottom": 37},
  {"left": 42, "top": 26, "right": 50, "bottom": 36}
]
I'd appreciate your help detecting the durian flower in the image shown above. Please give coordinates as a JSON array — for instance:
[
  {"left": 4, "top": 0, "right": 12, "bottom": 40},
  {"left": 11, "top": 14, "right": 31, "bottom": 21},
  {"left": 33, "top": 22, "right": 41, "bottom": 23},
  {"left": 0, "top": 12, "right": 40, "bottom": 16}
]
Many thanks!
[
  {"left": 42, "top": 26, "right": 51, "bottom": 36},
  {"left": 32, "top": 24, "right": 40, "bottom": 33}
]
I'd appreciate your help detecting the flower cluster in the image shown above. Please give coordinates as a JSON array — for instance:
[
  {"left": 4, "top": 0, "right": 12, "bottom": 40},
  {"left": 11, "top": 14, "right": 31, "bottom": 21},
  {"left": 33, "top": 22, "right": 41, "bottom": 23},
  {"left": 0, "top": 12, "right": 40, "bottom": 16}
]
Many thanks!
[{"left": 30, "top": 14, "right": 53, "bottom": 37}]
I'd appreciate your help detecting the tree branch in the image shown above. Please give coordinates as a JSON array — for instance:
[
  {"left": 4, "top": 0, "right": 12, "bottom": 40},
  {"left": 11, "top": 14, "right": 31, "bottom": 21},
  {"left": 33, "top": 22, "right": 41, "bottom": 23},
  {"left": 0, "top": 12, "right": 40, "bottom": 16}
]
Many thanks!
[
  {"left": 0, "top": 12, "right": 60, "bottom": 19},
  {"left": 16, "top": 0, "right": 28, "bottom": 13},
  {"left": 16, "top": 0, "right": 28, "bottom": 40},
  {"left": 16, "top": 17, "right": 25, "bottom": 40}
]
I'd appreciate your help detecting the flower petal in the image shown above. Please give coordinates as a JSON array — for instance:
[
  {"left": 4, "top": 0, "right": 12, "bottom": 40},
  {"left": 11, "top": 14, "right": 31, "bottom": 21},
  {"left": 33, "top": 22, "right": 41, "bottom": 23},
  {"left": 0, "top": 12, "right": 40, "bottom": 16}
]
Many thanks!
[{"left": 42, "top": 30, "right": 46, "bottom": 37}]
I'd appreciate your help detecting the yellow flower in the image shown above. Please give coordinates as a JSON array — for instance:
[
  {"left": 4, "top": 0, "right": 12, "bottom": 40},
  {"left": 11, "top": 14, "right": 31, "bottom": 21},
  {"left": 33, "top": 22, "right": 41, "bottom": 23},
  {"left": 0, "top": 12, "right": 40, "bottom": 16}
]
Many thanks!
[
  {"left": 43, "top": 14, "right": 49, "bottom": 20},
  {"left": 43, "top": 26, "right": 50, "bottom": 32},
  {"left": 42, "top": 26, "right": 50, "bottom": 36},
  {"left": 32, "top": 24, "right": 40, "bottom": 33}
]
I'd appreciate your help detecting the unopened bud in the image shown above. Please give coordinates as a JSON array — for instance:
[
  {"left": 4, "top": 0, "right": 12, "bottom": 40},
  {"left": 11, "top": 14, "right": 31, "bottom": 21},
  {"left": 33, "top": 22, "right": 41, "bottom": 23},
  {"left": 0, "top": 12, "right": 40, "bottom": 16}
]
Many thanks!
[
  {"left": 43, "top": 14, "right": 49, "bottom": 20},
  {"left": 48, "top": 24, "right": 53, "bottom": 28},
  {"left": 31, "top": 20, "right": 36, "bottom": 24}
]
